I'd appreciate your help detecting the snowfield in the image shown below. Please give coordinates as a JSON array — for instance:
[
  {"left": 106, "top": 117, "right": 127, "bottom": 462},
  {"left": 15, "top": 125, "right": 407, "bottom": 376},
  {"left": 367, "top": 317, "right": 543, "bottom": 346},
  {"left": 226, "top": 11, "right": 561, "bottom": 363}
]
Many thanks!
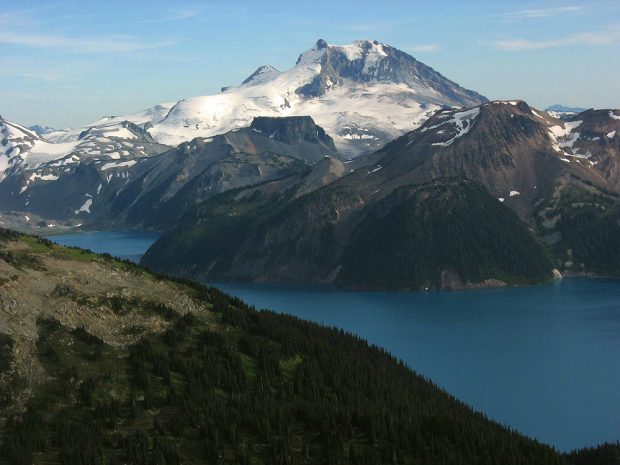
[{"left": 146, "top": 41, "right": 452, "bottom": 155}]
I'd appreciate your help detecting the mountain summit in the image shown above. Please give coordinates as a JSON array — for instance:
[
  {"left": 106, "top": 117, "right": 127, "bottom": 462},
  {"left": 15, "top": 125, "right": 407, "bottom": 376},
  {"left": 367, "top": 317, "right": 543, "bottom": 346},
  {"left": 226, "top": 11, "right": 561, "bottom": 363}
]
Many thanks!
[
  {"left": 292, "top": 39, "right": 485, "bottom": 104},
  {"left": 148, "top": 39, "right": 487, "bottom": 155}
]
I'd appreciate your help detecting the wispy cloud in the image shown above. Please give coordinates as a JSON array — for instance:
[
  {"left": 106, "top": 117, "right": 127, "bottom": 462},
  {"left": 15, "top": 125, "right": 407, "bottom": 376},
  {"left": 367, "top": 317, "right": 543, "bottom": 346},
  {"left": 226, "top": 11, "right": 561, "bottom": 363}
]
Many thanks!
[
  {"left": 0, "top": 57, "right": 93, "bottom": 83},
  {"left": 493, "top": 24, "right": 620, "bottom": 50},
  {"left": 0, "top": 8, "right": 177, "bottom": 53},
  {"left": 501, "top": 5, "right": 583, "bottom": 19},
  {"left": 329, "top": 18, "right": 418, "bottom": 36},
  {"left": 408, "top": 44, "right": 442, "bottom": 53},
  {"left": 0, "top": 12, "right": 30, "bottom": 27},
  {"left": 0, "top": 31, "right": 174, "bottom": 54},
  {"left": 169, "top": 9, "right": 200, "bottom": 21},
  {"left": 136, "top": 8, "right": 202, "bottom": 24}
]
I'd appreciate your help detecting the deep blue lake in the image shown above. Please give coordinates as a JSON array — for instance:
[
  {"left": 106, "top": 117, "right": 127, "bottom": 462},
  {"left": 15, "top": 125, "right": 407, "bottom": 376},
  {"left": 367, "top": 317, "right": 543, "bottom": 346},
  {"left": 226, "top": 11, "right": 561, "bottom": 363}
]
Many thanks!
[
  {"left": 49, "top": 230, "right": 160, "bottom": 262},
  {"left": 47, "top": 231, "right": 620, "bottom": 452}
]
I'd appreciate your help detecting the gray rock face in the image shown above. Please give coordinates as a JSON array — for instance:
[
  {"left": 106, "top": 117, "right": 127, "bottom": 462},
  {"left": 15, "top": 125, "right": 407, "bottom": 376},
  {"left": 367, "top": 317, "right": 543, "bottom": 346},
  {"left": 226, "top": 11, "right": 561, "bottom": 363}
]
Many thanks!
[
  {"left": 249, "top": 116, "right": 336, "bottom": 150},
  {"left": 295, "top": 39, "right": 487, "bottom": 108},
  {"left": 28, "top": 125, "right": 56, "bottom": 135}
]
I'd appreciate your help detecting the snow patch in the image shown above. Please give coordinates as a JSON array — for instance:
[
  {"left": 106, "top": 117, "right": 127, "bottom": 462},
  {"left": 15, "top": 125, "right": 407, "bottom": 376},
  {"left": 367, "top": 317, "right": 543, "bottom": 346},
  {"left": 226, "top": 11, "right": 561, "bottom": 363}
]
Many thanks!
[
  {"left": 343, "top": 133, "right": 377, "bottom": 140},
  {"left": 531, "top": 109, "right": 544, "bottom": 119},
  {"left": 100, "top": 160, "right": 137, "bottom": 171},
  {"left": 431, "top": 108, "right": 480, "bottom": 147},
  {"left": 548, "top": 120, "right": 583, "bottom": 156},
  {"left": 74, "top": 198, "right": 93, "bottom": 214},
  {"left": 19, "top": 172, "right": 60, "bottom": 193}
]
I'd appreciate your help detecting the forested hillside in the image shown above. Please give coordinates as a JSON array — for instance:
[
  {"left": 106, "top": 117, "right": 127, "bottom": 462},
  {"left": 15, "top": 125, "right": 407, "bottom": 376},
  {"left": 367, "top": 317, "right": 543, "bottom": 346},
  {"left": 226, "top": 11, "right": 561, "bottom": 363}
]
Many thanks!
[{"left": 0, "top": 228, "right": 592, "bottom": 465}]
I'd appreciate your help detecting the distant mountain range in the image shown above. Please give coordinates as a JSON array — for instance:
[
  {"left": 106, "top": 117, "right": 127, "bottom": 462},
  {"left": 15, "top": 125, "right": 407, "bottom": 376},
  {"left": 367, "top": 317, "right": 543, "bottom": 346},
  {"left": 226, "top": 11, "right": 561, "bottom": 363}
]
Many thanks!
[
  {"left": 545, "top": 104, "right": 589, "bottom": 120},
  {"left": 546, "top": 104, "right": 588, "bottom": 113},
  {"left": 0, "top": 39, "right": 486, "bottom": 229},
  {"left": 0, "top": 115, "right": 344, "bottom": 230},
  {"left": 1, "top": 39, "right": 620, "bottom": 290}
]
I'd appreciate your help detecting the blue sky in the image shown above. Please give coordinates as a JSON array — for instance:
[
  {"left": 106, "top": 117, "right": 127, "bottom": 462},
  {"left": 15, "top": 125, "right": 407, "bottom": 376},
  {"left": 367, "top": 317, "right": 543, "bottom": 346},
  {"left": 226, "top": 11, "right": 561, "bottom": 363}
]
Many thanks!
[{"left": 1, "top": 0, "right": 619, "bottom": 128}]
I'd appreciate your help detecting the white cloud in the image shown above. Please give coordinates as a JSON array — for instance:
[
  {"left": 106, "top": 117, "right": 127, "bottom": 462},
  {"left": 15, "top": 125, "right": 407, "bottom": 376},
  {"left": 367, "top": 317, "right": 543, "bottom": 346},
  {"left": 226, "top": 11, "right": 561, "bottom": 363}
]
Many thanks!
[
  {"left": 0, "top": 31, "right": 174, "bottom": 54},
  {"left": 170, "top": 9, "right": 200, "bottom": 21},
  {"left": 502, "top": 5, "right": 583, "bottom": 19},
  {"left": 136, "top": 8, "right": 202, "bottom": 24},
  {"left": 493, "top": 25, "right": 620, "bottom": 50},
  {"left": 408, "top": 44, "right": 442, "bottom": 53}
]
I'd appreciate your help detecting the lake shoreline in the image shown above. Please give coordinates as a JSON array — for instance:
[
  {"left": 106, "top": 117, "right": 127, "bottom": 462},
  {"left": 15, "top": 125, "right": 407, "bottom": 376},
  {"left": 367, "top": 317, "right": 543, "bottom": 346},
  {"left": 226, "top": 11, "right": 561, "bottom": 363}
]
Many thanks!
[
  {"left": 38, "top": 228, "right": 620, "bottom": 293},
  {"left": 204, "top": 273, "right": 615, "bottom": 294}
]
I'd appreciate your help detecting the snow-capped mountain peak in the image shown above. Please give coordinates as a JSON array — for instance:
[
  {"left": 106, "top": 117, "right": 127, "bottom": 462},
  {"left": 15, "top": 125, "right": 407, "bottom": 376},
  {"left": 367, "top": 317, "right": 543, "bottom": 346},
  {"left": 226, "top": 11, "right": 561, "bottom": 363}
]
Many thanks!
[
  {"left": 241, "top": 64, "right": 280, "bottom": 87},
  {"left": 147, "top": 39, "right": 487, "bottom": 155},
  {"left": 0, "top": 116, "right": 44, "bottom": 182},
  {"left": 0, "top": 38, "right": 488, "bottom": 188}
]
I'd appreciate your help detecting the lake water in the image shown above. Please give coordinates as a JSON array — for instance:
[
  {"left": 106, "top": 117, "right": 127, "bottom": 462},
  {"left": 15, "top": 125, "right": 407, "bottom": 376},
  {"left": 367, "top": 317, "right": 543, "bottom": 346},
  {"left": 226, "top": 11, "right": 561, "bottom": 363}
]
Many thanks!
[
  {"left": 48, "top": 230, "right": 160, "bottom": 262},
  {"left": 47, "top": 231, "right": 620, "bottom": 452}
]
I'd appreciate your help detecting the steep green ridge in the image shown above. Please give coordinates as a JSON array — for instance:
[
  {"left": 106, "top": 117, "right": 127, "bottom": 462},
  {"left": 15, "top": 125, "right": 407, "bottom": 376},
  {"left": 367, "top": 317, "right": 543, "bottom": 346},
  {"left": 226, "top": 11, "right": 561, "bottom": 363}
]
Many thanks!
[
  {"left": 141, "top": 179, "right": 301, "bottom": 279},
  {"left": 143, "top": 178, "right": 555, "bottom": 290},
  {"left": 568, "top": 443, "right": 620, "bottom": 465},
  {"left": 0, "top": 228, "right": 593, "bottom": 464},
  {"left": 337, "top": 180, "right": 554, "bottom": 290},
  {"left": 535, "top": 179, "right": 620, "bottom": 276}
]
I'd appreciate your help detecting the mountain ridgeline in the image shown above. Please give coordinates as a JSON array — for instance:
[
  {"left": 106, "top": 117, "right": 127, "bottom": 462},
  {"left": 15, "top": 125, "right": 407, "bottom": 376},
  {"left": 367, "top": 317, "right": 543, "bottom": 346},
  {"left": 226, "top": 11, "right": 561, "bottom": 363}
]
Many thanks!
[
  {"left": 142, "top": 102, "right": 620, "bottom": 289},
  {"left": 1, "top": 229, "right": 618, "bottom": 465},
  {"left": 0, "top": 38, "right": 488, "bottom": 229}
]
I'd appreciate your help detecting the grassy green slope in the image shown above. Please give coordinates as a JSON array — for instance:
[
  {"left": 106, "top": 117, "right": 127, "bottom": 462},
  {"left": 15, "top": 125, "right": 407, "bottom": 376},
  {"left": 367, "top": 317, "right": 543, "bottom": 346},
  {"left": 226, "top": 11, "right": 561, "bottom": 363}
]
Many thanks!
[{"left": 534, "top": 180, "right": 620, "bottom": 276}]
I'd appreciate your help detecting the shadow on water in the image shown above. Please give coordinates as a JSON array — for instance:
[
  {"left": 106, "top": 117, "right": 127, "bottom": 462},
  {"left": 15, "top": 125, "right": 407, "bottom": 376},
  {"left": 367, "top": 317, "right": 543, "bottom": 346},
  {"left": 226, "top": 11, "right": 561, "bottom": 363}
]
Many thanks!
[{"left": 47, "top": 230, "right": 160, "bottom": 262}]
